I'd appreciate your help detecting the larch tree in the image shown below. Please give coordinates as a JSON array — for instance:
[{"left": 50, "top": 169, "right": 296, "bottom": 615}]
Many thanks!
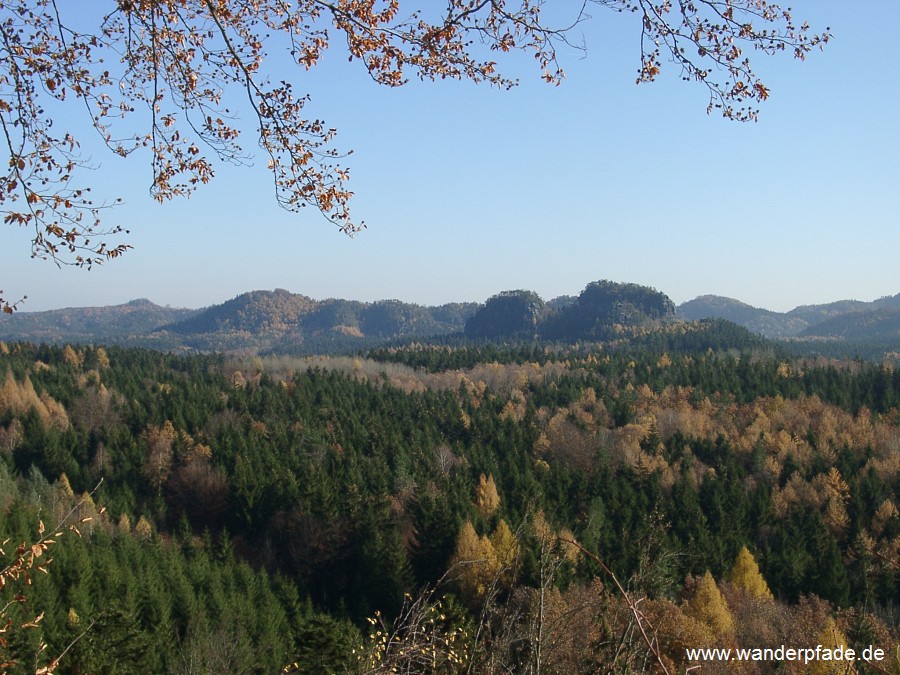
[
  {"left": 809, "top": 617, "right": 852, "bottom": 675},
  {"left": 0, "top": 1, "right": 830, "bottom": 311},
  {"left": 685, "top": 571, "right": 735, "bottom": 636},
  {"left": 730, "top": 545, "right": 774, "bottom": 601},
  {"left": 449, "top": 520, "right": 499, "bottom": 606},
  {"left": 142, "top": 419, "right": 177, "bottom": 495},
  {"left": 474, "top": 472, "right": 500, "bottom": 518}
]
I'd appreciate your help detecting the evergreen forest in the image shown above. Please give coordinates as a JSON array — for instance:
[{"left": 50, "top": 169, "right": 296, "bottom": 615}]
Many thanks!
[{"left": 0, "top": 326, "right": 898, "bottom": 673}]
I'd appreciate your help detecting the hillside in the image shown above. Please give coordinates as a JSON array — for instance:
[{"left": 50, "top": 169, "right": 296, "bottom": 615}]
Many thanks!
[
  {"left": 677, "top": 295, "right": 803, "bottom": 338},
  {"left": 0, "top": 291, "right": 478, "bottom": 352},
  {"left": 164, "top": 288, "right": 317, "bottom": 334},
  {"left": 799, "top": 306, "right": 900, "bottom": 341},
  {"left": 153, "top": 292, "right": 481, "bottom": 353},
  {"left": 679, "top": 293, "right": 900, "bottom": 343},
  {"left": 0, "top": 298, "right": 198, "bottom": 344}
]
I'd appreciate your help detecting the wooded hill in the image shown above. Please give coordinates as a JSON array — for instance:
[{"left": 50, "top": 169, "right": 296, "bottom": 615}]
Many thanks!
[
  {"left": 0, "top": 289, "right": 478, "bottom": 354},
  {"left": 0, "top": 299, "right": 199, "bottom": 344},
  {"left": 679, "top": 293, "right": 900, "bottom": 341},
  {"left": 2, "top": 282, "right": 898, "bottom": 360}
]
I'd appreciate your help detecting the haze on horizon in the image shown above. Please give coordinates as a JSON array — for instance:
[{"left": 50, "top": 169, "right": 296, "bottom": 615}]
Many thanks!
[
  {"left": 1, "top": 2, "right": 897, "bottom": 316},
  {"left": 5, "top": 283, "right": 898, "bottom": 321}
]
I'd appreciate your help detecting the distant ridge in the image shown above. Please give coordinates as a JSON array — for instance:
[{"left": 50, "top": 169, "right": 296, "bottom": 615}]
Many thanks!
[
  {"left": 155, "top": 291, "right": 479, "bottom": 352},
  {"left": 2, "top": 285, "right": 897, "bottom": 356},
  {"left": 0, "top": 299, "right": 198, "bottom": 344},
  {"left": 678, "top": 293, "right": 900, "bottom": 341},
  {"left": 800, "top": 307, "right": 900, "bottom": 342},
  {"left": 678, "top": 296, "right": 802, "bottom": 338}
]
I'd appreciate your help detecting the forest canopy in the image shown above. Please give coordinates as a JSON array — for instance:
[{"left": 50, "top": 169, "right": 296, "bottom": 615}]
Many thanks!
[{"left": 0, "top": 334, "right": 897, "bottom": 671}]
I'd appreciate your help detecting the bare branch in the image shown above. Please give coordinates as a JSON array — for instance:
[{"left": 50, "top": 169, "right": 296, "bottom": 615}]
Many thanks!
[
  {"left": 560, "top": 536, "right": 672, "bottom": 675},
  {"left": 0, "top": 0, "right": 828, "bottom": 310}
]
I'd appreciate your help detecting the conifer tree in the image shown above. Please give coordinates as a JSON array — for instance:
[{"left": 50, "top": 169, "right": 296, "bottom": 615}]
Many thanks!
[
  {"left": 449, "top": 521, "right": 499, "bottom": 606},
  {"left": 809, "top": 617, "right": 852, "bottom": 675},
  {"left": 730, "top": 546, "right": 774, "bottom": 601},
  {"left": 489, "top": 518, "right": 520, "bottom": 591},
  {"left": 474, "top": 474, "right": 501, "bottom": 519},
  {"left": 685, "top": 571, "right": 734, "bottom": 635}
]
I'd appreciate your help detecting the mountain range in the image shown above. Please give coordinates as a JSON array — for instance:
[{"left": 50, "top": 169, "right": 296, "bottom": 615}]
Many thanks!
[{"left": 1, "top": 283, "right": 898, "bottom": 355}]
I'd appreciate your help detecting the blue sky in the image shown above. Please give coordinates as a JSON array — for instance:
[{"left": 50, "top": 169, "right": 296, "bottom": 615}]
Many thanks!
[{"left": 2, "top": 1, "right": 897, "bottom": 313}]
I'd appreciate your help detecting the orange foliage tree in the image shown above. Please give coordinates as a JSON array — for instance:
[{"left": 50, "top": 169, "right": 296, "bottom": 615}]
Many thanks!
[{"left": 0, "top": 1, "right": 829, "bottom": 310}]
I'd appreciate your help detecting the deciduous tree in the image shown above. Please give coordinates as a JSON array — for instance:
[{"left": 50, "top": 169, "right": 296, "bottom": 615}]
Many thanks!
[
  {"left": 474, "top": 473, "right": 500, "bottom": 518},
  {"left": 730, "top": 546, "right": 773, "bottom": 601},
  {"left": 685, "top": 571, "right": 734, "bottom": 635},
  {"left": 142, "top": 420, "right": 176, "bottom": 495},
  {"left": 449, "top": 520, "right": 499, "bottom": 606}
]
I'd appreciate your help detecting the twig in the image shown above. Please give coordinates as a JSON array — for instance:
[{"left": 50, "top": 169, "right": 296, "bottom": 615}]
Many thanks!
[{"left": 559, "top": 537, "right": 671, "bottom": 675}]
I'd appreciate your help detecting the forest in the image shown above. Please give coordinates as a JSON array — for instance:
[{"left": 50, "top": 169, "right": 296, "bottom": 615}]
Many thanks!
[{"left": 0, "top": 326, "right": 898, "bottom": 673}]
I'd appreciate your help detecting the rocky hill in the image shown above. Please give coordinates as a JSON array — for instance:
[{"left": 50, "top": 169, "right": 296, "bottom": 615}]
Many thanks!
[
  {"left": 464, "top": 290, "right": 546, "bottom": 339},
  {"left": 465, "top": 281, "right": 676, "bottom": 342},
  {"left": 541, "top": 280, "right": 675, "bottom": 340}
]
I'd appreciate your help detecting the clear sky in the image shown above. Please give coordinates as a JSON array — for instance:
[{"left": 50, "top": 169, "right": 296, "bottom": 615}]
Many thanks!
[{"left": 2, "top": 1, "right": 897, "bottom": 313}]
